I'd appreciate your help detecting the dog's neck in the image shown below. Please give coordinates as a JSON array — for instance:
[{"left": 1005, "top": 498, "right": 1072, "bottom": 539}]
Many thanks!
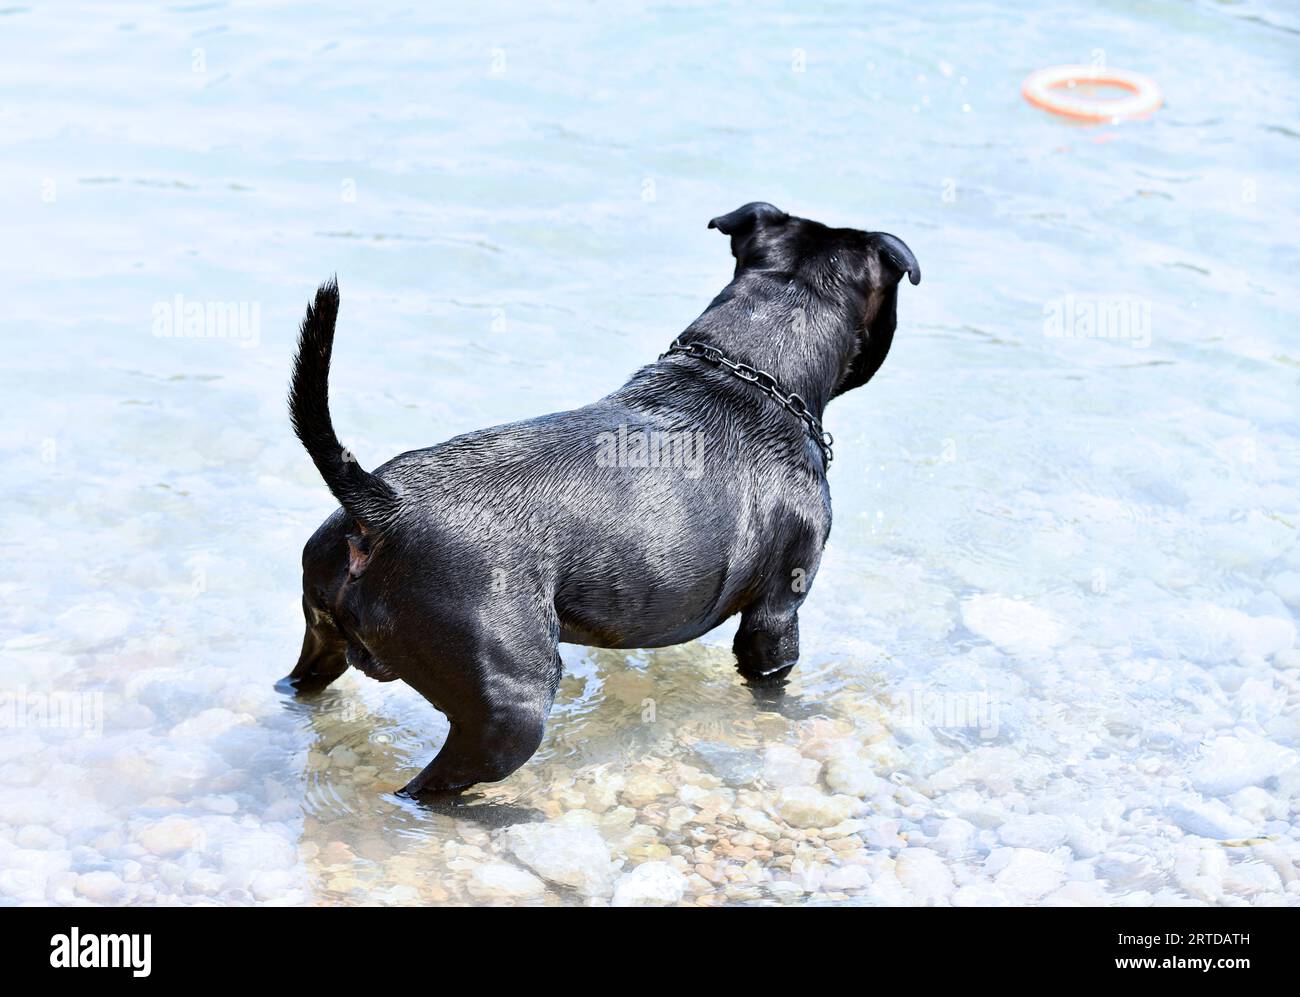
[{"left": 676, "top": 271, "right": 864, "bottom": 417}]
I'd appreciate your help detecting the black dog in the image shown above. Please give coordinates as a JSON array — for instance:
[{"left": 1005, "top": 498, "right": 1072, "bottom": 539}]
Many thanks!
[{"left": 281, "top": 202, "right": 919, "bottom": 796}]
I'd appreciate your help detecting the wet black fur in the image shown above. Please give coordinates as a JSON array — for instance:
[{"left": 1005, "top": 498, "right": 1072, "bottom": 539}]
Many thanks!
[{"left": 281, "top": 202, "right": 920, "bottom": 796}]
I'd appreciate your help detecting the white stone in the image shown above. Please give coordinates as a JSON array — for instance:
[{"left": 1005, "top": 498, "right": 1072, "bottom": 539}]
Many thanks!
[
  {"left": 931, "top": 817, "right": 977, "bottom": 857},
  {"left": 75, "top": 871, "right": 125, "bottom": 903},
  {"left": 0, "top": 868, "right": 48, "bottom": 903},
  {"left": 54, "top": 598, "right": 134, "bottom": 646},
  {"left": 15, "top": 825, "right": 62, "bottom": 849},
  {"left": 1182, "top": 603, "right": 1296, "bottom": 661},
  {"left": 500, "top": 823, "right": 617, "bottom": 897},
  {"left": 773, "top": 786, "right": 859, "bottom": 829},
  {"left": 1172, "top": 842, "right": 1228, "bottom": 902},
  {"left": 1191, "top": 735, "right": 1298, "bottom": 797},
  {"left": 1249, "top": 842, "right": 1297, "bottom": 887},
  {"left": 185, "top": 869, "right": 225, "bottom": 896},
  {"left": 961, "top": 595, "right": 1065, "bottom": 656},
  {"left": 1095, "top": 851, "right": 1161, "bottom": 891},
  {"left": 1222, "top": 860, "right": 1282, "bottom": 897},
  {"left": 823, "top": 818, "right": 869, "bottom": 839},
  {"left": 823, "top": 755, "right": 886, "bottom": 798},
  {"left": 951, "top": 883, "right": 1013, "bottom": 906},
  {"left": 734, "top": 807, "right": 782, "bottom": 837},
  {"left": 374, "top": 884, "right": 420, "bottom": 905},
  {"left": 860, "top": 816, "right": 907, "bottom": 850},
  {"left": 895, "top": 847, "right": 955, "bottom": 903},
  {"left": 929, "top": 746, "right": 1045, "bottom": 796},
  {"left": 169, "top": 708, "right": 253, "bottom": 741},
  {"left": 1269, "top": 570, "right": 1300, "bottom": 608},
  {"left": 1064, "top": 820, "right": 1107, "bottom": 859},
  {"left": 619, "top": 770, "right": 674, "bottom": 806},
  {"left": 611, "top": 861, "right": 687, "bottom": 906},
  {"left": 992, "top": 849, "right": 1065, "bottom": 900},
  {"left": 998, "top": 814, "right": 1069, "bottom": 850},
  {"left": 220, "top": 829, "right": 297, "bottom": 887},
  {"left": 760, "top": 745, "right": 822, "bottom": 788},
  {"left": 767, "top": 880, "right": 806, "bottom": 902},
  {"left": 249, "top": 869, "right": 298, "bottom": 902},
  {"left": 1229, "top": 786, "right": 1284, "bottom": 824},
  {"left": 1166, "top": 799, "right": 1256, "bottom": 840},
  {"left": 466, "top": 862, "right": 547, "bottom": 901},
  {"left": 137, "top": 816, "right": 203, "bottom": 857},
  {"left": 865, "top": 869, "right": 912, "bottom": 904},
  {"left": 812, "top": 861, "right": 865, "bottom": 891}
]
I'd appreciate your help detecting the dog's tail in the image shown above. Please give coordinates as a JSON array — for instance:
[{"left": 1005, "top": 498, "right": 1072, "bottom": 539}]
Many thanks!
[{"left": 289, "top": 278, "right": 398, "bottom": 534}]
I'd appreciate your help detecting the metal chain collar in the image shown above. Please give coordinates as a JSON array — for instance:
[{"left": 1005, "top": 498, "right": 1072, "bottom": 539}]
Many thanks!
[{"left": 660, "top": 338, "right": 833, "bottom": 469}]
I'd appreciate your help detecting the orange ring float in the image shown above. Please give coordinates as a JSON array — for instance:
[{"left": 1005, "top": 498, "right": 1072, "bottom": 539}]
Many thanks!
[{"left": 1022, "top": 65, "right": 1162, "bottom": 122}]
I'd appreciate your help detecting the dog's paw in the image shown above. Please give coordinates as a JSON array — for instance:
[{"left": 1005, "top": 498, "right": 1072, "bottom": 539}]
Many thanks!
[
  {"left": 274, "top": 672, "right": 340, "bottom": 695},
  {"left": 395, "top": 780, "right": 468, "bottom": 802},
  {"left": 274, "top": 674, "right": 311, "bottom": 695}
]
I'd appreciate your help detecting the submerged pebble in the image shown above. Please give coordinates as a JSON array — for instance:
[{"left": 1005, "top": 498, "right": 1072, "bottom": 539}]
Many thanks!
[
  {"left": 498, "top": 823, "right": 619, "bottom": 898},
  {"left": 611, "top": 861, "right": 688, "bottom": 906},
  {"left": 466, "top": 863, "right": 547, "bottom": 902}
]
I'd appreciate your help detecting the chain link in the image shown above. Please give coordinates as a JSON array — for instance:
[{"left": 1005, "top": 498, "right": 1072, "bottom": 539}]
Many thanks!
[{"left": 660, "top": 338, "right": 833, "bottom": 469}]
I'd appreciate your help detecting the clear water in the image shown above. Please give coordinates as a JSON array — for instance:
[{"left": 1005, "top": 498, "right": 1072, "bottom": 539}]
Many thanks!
[{"left": 2, "top": 0, "right": 1298, "bottom": 906}]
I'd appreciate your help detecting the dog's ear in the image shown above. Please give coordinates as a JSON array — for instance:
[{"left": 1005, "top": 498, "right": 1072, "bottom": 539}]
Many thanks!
[
  {"left": 708, "top": 201, "right": 788, "bottom": 236},
  {"left": 872, "top": 232, "right": 921, "bottom": 286},
  {"left": 833, "top": 233, "right": 920, "bottom": 397},
  {"left": 708, "top": 202, "right": 789, "bottom": 267}
]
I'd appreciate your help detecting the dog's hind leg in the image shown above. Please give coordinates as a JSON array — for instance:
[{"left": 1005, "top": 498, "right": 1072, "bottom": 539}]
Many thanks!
[
  {"left": 277, "top": 597, "right": 349, "bottom": 694},
  {"left": 396, "top": 617, "right": 563, "bottom": 798}
]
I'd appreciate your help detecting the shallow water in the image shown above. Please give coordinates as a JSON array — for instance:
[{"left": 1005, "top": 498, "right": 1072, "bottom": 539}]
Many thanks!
[{"left": 2, "top": 0, "right": 1299, "bottom": 905}]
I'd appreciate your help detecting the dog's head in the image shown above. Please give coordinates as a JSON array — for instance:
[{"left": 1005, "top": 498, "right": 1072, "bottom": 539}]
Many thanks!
[{"left": 708, "top": 202, "right": 919, "bottom": 398}]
